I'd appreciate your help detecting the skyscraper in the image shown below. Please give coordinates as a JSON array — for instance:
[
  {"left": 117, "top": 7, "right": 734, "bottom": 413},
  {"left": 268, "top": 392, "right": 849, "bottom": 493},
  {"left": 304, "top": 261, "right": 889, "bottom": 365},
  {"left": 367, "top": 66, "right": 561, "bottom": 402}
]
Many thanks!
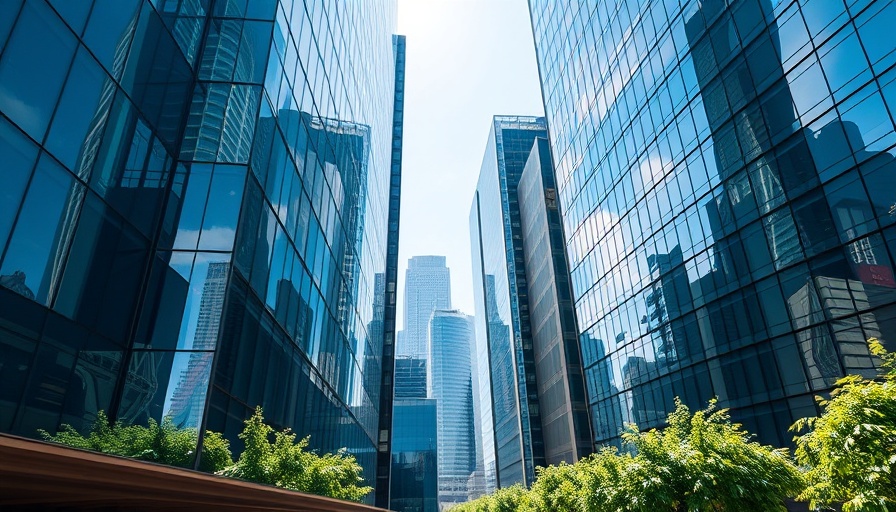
[
  {"left": 402, "top": 256, "right": 452, "bottom": 362},
  {"left": 518, "top": 137, "right": 593, "bottom": 465},
  {"left": 0, "top": 1, "right": 404, "bottom": 502},
  {"left": 390, "top": 397, "right": 439, "bottom": 512},
  {"left": 529, "top": 0, "right": 896, "bottom": 448},
  {"left": 375, "top": 34, "right": 407, "bottom": 506},
  {"left": 429, "top": 309, "right": 476, "bottom": 510},
  {"left": 469, "top": 116, "right": 548, "bottom": 487}
]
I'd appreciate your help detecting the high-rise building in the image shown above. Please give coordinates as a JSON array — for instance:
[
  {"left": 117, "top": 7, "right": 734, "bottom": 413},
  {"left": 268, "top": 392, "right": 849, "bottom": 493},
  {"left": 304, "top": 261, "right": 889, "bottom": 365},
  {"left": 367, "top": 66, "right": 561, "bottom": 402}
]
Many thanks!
[
  {"left": 529, "top": 0, "right": 896, "bottom": 448},
  {"left": 518, "top": 137, "right": 593, "bottom": 465},
  {"left": 402, "top": 256, "right": 452, "bottom": 361},
  {"left": 469, "top": 116, "right": 548, "bottom": 488},
  {"left": 374, "top": 33, "right": 406, "bottom": 507},
  {"left": 429, "top": 309, "right": 476, "bottom": 510},
  {"left": 390, "top": 397, "right": 439, "bottom": 512},
  {"left": 395, "top": 357, "right": 428, "bottom": 399},
  {"left": 0, "top": 0, "right": 404, "bottom": 502}
]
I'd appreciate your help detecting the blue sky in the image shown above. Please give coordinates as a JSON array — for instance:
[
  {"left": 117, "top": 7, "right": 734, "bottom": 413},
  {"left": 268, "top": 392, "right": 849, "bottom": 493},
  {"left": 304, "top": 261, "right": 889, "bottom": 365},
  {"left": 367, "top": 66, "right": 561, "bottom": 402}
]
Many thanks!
[{"left": 395, "top": 0, "right": 544, "bottom": 327}]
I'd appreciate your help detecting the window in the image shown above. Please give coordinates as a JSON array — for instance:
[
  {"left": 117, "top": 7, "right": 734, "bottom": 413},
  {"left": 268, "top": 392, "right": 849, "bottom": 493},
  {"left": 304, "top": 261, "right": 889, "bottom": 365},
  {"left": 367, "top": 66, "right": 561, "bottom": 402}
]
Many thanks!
[
  {"left": 0, "top": 155, "right": 83, "bottom": 305},
  {"left": 0, "top": 119, "right": 37, "bottom": 249},
  {"left": 0, "top": 0, "right": 77, "bottom": 140}
]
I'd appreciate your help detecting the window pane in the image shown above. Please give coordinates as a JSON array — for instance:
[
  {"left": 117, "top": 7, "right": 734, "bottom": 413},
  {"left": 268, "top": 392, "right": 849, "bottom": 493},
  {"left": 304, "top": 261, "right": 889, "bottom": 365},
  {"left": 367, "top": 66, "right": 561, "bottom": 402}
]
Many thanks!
[
  {"left": 46, "top": 48, "right": 112, "bottom": 174},
  {"left": 54, "top": 193, "right": 150, "bottom": 341},
  {"left": 0, "top": 118, "right": 38, "bottom": 247},
  {"left": 0, "top": 0, "right": 77, "bottom": 140},
  {"left": 82, "top": 0, "right": 141, "bottom": 79},
  {"left": 173, "top": 164, "right": 212, "bottom": 250},
  {"left": 198, "top": 165, "right": 246, "bottom": 251},
  {"left": 1, "top": 155, "right": 83, "bottom": 305},
  {"left": 0, "top": 1, "right": 23, "bottom": 46},
  {"left": 0, "top": 328, "right": 36, "bottom": 431}
]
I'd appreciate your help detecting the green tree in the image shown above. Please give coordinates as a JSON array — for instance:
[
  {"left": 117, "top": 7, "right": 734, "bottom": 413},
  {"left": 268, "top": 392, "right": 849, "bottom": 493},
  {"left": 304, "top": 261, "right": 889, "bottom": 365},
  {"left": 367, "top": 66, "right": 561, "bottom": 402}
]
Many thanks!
[
  {"left": 218, "top": 407, "right": 372, "bottom": 502},
  {"left": 614, "top": 398, "right": 804, "bottom": 512},
  {"left": 39, "top": 411, "right": 232, "bottom": 472},
  {"left": 489, "top": 484, "right": 531, "bottom": 512},
  {"left": 528, "top": 461, "right": 584, "bottom": 512},
  {"left": 456, "top": 399, "right": 803, "bottom": 512},
  {"left": 792, "top": 338, "right": 896, "bottom": 512}
]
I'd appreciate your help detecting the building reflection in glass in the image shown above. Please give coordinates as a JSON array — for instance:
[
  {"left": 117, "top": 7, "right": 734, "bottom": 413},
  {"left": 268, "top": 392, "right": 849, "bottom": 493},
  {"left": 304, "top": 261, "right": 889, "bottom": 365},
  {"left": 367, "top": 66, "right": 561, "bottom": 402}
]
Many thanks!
[{"left": 529, "top": 0, "right": 896, "bottom": 447}]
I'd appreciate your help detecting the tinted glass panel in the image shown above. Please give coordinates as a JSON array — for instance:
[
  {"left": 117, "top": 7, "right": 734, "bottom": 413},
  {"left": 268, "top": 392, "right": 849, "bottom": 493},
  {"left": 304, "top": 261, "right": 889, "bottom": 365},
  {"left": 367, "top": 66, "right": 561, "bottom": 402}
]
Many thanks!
[
  {"left": 0, "top": 1, "right": 77, "bottom": 140},
  {"left": 1, "top": 155, "right": 83, "bottom": 305},
  {"left": 46, "top": 48, "right": 111, "bottom": 174}
]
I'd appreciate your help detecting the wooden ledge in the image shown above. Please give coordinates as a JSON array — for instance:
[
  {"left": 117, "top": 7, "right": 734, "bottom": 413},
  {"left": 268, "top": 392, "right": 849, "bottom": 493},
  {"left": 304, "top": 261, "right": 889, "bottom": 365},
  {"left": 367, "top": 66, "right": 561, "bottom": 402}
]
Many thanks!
[{"left": 0, "top": 433, "right": 389, "bottom": 511}]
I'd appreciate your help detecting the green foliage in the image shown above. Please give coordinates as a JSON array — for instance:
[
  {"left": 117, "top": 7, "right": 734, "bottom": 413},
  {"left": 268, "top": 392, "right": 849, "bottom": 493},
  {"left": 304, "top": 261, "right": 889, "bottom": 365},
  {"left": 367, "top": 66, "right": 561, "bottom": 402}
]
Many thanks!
[
  {"left": 218, "top": 407, "right": 372, "bottom": 502},
  {"left": 528, "top": 462, "right": 584, "bottom": 512},
  {"left": 450, "top": 484, "right": 531, "bottom": 512},
  {"left": 792, "top": 338, "right": 896, "bottom": 512},
  {"left": 616, "top": 398, "right": 804, "bottom": 512},
  {"left": 39, "top": 411, "right": 233, "bottom": 472},
  {"left": 453, "top": 399, "right": 803, "bottom": 512}
]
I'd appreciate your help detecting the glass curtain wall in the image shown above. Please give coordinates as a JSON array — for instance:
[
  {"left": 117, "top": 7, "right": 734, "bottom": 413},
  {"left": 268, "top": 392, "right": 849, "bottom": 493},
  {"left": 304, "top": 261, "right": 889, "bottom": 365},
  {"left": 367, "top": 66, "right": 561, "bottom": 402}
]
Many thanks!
[{"left": 529, "top": 0, "right": 896, "bottom": 447}]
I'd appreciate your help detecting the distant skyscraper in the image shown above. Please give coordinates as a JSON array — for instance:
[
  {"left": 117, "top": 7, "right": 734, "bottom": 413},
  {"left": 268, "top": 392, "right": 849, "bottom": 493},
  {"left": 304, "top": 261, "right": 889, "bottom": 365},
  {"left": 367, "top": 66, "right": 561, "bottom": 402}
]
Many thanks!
[
  {"left": 402, "top": 256, "right": 452, "bottom": 361},
  {"left": 395, "top": 357, "right": 428, "bottom": 399},
  {"left": 390, "top": 398, "right": 439, "bottom": 512},
  {"left": 429, "top": 309, "right": 476, "bottom": 510},
  {"left": 518, "top": 137, "right": 593, "bottom": 465},
  {"left": 469, "top": 116, "right": 548, "bottom": 487},
  {"left": 528, "top": 0, "right": 896, "bottom": 449}
]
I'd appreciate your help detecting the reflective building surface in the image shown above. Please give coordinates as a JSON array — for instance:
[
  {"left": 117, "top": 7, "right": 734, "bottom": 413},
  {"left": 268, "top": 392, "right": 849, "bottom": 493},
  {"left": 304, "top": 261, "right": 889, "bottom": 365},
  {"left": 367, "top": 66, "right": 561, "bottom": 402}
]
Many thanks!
[
  {"left": 402, "top": 255, "right": 452, "bottom": 361},
  {"left": 469, "top": 116, "right": 548, "bottom": 487},
  {"left": 518, "top": 137, "right": 593, "bottom": 465},
  {"left": 428, "top": 309, "right": 475, "bottom": 509},
  {"left": 390, "top": 397, "right": 439, "bottom": 512},
  {"left": 529, "top": 0, "right": 896, "bottom": 447},
  {"left": 0, "top": 0, "right": 402, "bottom": 500}
]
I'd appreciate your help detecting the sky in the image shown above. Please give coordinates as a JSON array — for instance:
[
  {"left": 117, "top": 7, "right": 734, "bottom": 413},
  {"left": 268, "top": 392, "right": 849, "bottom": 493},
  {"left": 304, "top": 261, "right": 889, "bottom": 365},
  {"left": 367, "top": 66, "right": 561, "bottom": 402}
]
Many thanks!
[{"left": 395, "top": 0, "right": 545, "bottom": 328}]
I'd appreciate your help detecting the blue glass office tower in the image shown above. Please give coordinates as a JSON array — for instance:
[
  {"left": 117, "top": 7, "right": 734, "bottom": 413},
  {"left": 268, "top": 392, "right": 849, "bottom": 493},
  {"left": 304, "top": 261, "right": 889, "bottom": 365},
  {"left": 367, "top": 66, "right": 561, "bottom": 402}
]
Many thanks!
[
  {"left": 429, "top": 309, "right": 476, "bottom": 508},
  {"left": 469, "top": 116, "right": 548, "bottom": 488},
  {"left": 390, "top": 397, "right": 439, "bottom": 512},
  {"left": 529, "top": 0, "right": 896, "bottom": 448},
  {"left": 0, "top": 0, "right": 403, "bottom": 501}
]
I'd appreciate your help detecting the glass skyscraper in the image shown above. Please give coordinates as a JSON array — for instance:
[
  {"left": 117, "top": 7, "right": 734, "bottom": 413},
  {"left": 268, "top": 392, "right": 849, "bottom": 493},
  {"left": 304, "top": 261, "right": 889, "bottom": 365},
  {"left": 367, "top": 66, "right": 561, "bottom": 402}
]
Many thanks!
[
  {"left": 390, "top": 397, "right": 439, "bottom": 512},
  {"left": 518, "top": 136, "right": 593, "bottom": 465},
  {"left": 469, "top": 116, "right": 549, "bottom": 488},
  {"left": 0, "top": 0, "right": 403, "bottom": 502},
  {"left": 529, "top": 0, "right": 896, "bottom": 448},
  {"left": 429, "top": 309, "right": 476, "bottom": 510},
  {"left": 402, "top": 255, "right": 452, "bottom": 361}
]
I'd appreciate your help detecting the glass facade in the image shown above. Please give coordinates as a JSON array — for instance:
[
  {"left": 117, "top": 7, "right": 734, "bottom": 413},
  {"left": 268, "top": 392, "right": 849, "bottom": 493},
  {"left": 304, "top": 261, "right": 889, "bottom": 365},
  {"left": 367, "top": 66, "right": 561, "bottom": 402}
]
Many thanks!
[
  {"left": 374, "top": 33, "right": 405, "bottom": 507},
  {"left": 395, "top": 357, "right": 427, "bottom": 399},
  {"left": 469, "top": 116, "right": 548, "bottom": 487},
  {"left": 428, "top": 309, "right": 476, "bottom": 508},
  {"left": 529, "top": 0, "right": 896, "bottom": 447},
  {"left": 401, "top": 255, "right": 452, "bottom": 360},
  {"left": 0, "top": 0, "right": 402, "bottom": 499},
  {"left": 390, "top": 398, "right": 439, "bottom": 512},
  {"left": 518, "top": 137, "right": 593, "bottom": 465}
]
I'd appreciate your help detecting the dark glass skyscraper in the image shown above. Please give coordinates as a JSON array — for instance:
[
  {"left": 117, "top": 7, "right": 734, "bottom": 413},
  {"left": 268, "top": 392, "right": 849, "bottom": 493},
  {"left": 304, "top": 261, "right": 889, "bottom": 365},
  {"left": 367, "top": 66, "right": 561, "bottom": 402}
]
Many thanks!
[
  {"left": 0, "top": 0, "right": 403, "bottom": 501},
  {"left": 529, "top": 0, "right": 896, "bottom": 448},
  {"left": 469, "top": 116, "right": 549, "bottom": 487},
  {"left": 518, "top": 137, "right": 593, "bottom": 465}
]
